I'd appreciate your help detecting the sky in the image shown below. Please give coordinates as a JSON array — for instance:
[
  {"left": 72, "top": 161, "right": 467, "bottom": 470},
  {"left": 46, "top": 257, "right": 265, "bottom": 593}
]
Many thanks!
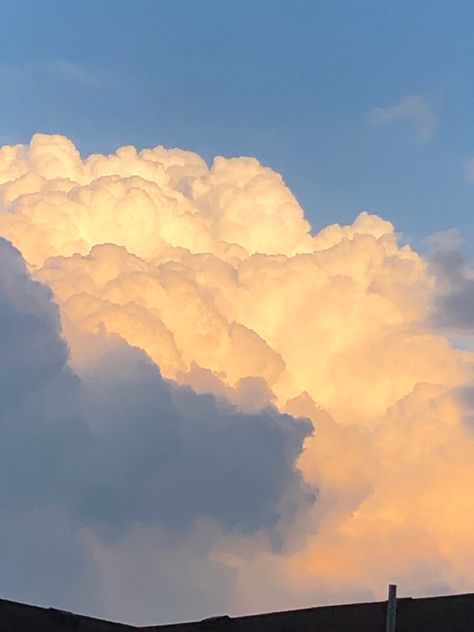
[
  {"left": 2, "top": 1, "right": 474, "bottom": 627},
  {"left": 1, "top": 0, "right": 474, "bottom": 244}
]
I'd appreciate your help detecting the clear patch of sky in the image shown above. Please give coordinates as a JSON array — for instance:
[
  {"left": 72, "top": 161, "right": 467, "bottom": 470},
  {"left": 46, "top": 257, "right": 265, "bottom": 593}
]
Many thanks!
[{"left": 0, "top": 0, "right": 473, "bottom": 247}]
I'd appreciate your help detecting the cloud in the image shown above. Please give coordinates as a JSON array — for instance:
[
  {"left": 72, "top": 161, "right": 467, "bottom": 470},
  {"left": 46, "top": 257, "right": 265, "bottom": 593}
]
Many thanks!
[
  {"left": 429, "top": 247, "right": 474, "bottom": 331},
  {"left": 0, "top": 238, "right": 68, "bottom": 408},
  {"left": 423, "top": 228, "right": 464, "bottom": 253},
  {"left": 369, "top": 95, "right": 437, "bottom": 141},
  {"left": 51, "top": 60, "right": 100, "bottom": 87},
  {"left": 0, "top": 238, "right": 312, "bottom": 622},
  {"left": 464, "top": 157, "right": 474, "bottom": 183},
  {"left": 1, "top": 134, "right": 474, "bottom": 623},
  {"left": 74, "top": 341, "right": 312, "bottom": 537},
  {"left": 0, "top": 60, "right": 100, "bottom": 90}
]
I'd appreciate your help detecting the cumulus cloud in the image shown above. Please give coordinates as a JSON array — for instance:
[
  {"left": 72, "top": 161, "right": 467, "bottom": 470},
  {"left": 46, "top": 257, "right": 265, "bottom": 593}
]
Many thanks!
[
  {"left": 369, "top": 95, "right": 437, "bottom": 141},
  {"left": 0, "top": 134, "right": 474, "bottom": 624}
]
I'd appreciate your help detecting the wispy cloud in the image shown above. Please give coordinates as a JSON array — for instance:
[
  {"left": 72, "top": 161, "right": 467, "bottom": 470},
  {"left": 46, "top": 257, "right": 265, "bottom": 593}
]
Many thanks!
[
  {"left": 47, "top": 60, "right": 100, "bottom": 87},
  {"left": 464, "top": 157, "right": 474, "bottom": 183},
  {"left": 369, "top": 95, "right": 437, "bottom": 141},
  {"left": 423, "top": 228, "right": 464, "bottom": 252},
  {"left": 0, "top": 59, "right": 101, "bottom": 88}
]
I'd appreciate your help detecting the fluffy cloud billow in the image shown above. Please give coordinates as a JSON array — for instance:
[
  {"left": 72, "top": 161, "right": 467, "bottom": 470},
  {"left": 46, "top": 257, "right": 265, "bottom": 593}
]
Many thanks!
[{"left": 0, "top": 134, "right": 474, "bottom": 624}]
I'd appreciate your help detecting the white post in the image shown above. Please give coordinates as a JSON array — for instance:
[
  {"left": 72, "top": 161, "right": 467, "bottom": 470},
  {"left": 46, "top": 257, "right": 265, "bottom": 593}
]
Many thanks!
[{"left": 386, "top": 584, "right": 397, "bottom": 632}]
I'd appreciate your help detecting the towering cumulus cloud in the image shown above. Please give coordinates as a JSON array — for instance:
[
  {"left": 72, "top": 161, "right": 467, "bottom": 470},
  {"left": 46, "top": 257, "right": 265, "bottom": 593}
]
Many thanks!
[{"left": 0, "top": 134, "right": 473, "bottom": 624}]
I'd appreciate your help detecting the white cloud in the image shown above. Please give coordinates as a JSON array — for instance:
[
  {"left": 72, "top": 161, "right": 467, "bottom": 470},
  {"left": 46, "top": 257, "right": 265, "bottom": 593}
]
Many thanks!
[{"left": 369, "top": 95, "right": 437, "bottom": 141}]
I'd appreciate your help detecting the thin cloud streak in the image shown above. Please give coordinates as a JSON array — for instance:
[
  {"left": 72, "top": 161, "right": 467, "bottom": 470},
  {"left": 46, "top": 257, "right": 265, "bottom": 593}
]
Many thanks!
[
  {"left": 0, "top": 59, "right": 101, "bottom": 88},
  {"left": 369, "top": 95, "right": 437, "bottom": 141}
]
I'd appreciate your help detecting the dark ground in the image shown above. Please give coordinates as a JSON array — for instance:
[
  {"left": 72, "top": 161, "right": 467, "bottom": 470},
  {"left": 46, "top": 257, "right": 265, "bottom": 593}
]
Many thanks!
[{"left": 1, "top": 592, "right": 474, "bottom": 631}]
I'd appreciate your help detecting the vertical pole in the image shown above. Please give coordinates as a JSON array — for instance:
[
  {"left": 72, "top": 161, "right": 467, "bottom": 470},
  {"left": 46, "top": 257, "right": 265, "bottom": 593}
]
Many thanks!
[{"left": 386, "top": 584, "right": 397, "bottom": 632}]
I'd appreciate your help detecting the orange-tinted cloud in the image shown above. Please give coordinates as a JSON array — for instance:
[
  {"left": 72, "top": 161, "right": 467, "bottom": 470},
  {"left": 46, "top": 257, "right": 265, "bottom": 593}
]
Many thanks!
[{"left": 1, "top": 134, "right": 474, "bottom": 622}]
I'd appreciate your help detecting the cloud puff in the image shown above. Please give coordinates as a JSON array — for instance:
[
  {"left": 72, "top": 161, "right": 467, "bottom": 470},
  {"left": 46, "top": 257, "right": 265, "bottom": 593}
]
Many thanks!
[
  {"left": 0, "top": 134, "right": 313, "bottom": 267},
  {"left": 1, "top": 134, "right": 474, "bottom": 624},
  {"left": 369, "top": 95, "right": 437, "bottom": 141}
]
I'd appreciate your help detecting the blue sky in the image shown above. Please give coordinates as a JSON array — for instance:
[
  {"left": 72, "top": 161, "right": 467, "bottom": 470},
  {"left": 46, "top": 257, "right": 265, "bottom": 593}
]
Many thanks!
[{"left": 1, "top": 0, "right": 473, "bottom": 246}]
